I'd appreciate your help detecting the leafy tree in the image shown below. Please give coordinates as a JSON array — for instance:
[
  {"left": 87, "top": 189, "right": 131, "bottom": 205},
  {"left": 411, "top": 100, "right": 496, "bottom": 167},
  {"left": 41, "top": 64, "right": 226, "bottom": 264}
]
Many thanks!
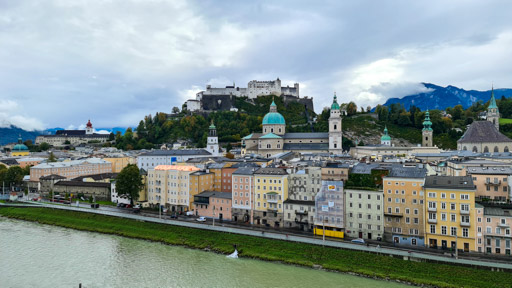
[
  {"left": 48, "top": 152, "right": 57, "bottom": 162},
  {"left": 39, "top": 142, "right": 50, "bottom": 151},
  {"left": 116, "top": 164, "right": 143, "bottom": 205},
  {"left": 109, "top": 132, "right": 115, "bottom": 141},
  {"left": 172, "top": 106, "right": 180, "bottom": 114},
  {"left": 346, "top": 102, "right": 357, "bottom": 116},
  {"left": 5, "top": 166, "right": 24, "bottom": 188}
]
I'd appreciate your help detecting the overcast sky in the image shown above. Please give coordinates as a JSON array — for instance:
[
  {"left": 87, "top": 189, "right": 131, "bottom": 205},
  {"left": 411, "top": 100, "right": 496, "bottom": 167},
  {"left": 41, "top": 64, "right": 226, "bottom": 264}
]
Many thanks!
[{"left": 1, "top": 0, "right": 512, "bottom": 131}]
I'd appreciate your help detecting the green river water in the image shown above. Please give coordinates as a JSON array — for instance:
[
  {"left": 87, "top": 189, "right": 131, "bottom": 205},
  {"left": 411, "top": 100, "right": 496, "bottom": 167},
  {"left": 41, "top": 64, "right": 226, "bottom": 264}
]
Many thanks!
[{"left": 0, "top": 217, "right": 407, "bottom": 288}]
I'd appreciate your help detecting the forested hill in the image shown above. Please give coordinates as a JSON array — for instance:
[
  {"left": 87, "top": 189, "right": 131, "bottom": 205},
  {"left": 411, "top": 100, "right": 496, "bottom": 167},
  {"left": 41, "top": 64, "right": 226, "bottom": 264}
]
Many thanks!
[{"left": 382, "top": 83, "right": 512, "bottom": 111}]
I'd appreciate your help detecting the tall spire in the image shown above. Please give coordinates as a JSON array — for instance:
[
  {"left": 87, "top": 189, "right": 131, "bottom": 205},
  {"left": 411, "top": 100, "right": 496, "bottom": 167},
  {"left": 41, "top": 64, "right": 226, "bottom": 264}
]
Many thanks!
[
  {"left": 422, "top": 110, "right": 432, "bottom": 131},
  {"left": 489, "top": 85, "right": 498, "bottom": 109}
]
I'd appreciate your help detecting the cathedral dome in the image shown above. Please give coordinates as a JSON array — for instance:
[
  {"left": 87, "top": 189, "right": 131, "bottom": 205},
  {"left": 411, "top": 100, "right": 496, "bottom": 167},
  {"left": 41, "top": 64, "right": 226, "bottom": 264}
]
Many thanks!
[
  {"left": 13, "top": 143, "right": 29, "bottom": 152},
  {"left": 262, "top": 100, "right": 286, "bottom": 125},
  {"left": 262, "top": 112, "right": 286, "bottom": 125}
]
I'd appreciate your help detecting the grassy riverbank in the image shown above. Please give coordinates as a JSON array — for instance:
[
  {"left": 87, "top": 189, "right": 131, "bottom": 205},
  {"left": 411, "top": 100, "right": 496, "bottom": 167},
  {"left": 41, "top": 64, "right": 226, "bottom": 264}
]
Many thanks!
[{"left": 1, "top": 208, "right": 511, "bottom": 288}]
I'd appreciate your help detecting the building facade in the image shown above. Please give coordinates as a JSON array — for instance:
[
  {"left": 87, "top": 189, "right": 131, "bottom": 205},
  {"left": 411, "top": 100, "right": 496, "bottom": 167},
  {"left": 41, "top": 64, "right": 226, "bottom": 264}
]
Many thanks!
[
  {"left": 193, "top": 191, "right": 232, "bottom": 221},
  {"left": 30, "top": 158, "right": 112, "bottom": 181},
  {"left": 35, "top": 120, "right": 109, "bottom": 147},
  {"left": 231, "top": 167, "right": 257, "bottom": 223},
  {"left": 137, "top": 149, "right": 212, "bottom": 170},
  {"left": 253, "top": 168, "right": 288, "bottom": 227},
  {"left": 383, "top": 166, "right": 427, "bottom": 246},
  {"left": 466, "top": 166, "right": 512, "bottom": 201},
  {"left": 314, "top": 180, "right": 345, "bottom": 237},
  {"left": 345, "top": 189, "right": 384, "bottom": 240},
  {"left": 424, "top": 176, "right": 477, "bottom": 252}
]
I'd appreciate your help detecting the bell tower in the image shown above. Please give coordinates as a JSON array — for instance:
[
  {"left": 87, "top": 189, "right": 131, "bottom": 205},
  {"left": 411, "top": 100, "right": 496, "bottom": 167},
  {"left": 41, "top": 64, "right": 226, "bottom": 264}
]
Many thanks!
[
  {"left": 329, "top": 92, "right": 343, "bottom": 154},
  {"left": 422, "top": 110, "right": 433, "bottom": 147},
  {"left": 487, "top": 86, "right": 500, "bottom": 131},
  {"left": 207, "top": 120, "right": 220, "bottom": 156}
]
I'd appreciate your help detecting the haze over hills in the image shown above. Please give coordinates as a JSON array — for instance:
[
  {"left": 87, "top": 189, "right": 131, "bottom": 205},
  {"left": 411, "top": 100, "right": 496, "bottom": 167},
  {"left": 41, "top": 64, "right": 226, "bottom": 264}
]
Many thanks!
[{"left": 382, "top": 83, "right": 512, "bottom": 111}]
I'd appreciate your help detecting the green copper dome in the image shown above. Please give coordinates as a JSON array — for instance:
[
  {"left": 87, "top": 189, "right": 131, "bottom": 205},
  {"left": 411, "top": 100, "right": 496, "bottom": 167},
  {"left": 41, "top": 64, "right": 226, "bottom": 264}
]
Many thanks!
[
  {"left": 381, "top": 126, "right": 391, "bottom": 141},
  {"left": 262, "top": 112, "right": 286, "bottom": 125},
  {"left": 488, "top": 87, "right": 498, "bottom": 109},
  {"left": 13, "top": 143, "right": 29, "bottom": 151},
  {"left": 262, "top": 99, "right": 285, "bottom": 125},
  {"left": 422, "top": 110, "right": 433, "bottom": 131},
  {"left": 331, "top": 92, "right": 340, "bottom": 110}
]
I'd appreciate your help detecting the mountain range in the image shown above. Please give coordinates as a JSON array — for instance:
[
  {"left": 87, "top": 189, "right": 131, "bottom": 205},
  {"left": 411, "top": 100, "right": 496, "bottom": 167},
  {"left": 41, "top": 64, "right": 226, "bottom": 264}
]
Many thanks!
[
  {"left": 0, "top": 126, "right": 128, "bottom": 146},
  {"left": 381, "top": 83, "right": 512, "bottom": 111}
]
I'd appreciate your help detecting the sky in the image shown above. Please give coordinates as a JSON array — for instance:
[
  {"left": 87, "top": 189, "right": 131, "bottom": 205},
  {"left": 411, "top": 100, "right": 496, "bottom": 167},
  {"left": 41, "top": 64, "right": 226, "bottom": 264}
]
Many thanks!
[{"left": 1, "top": 0, "right": 512, "bottom": 131}]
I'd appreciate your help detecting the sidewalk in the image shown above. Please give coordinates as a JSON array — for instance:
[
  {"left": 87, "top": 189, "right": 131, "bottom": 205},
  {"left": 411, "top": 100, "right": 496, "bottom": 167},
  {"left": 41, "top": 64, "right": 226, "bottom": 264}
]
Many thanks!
[{"left": 2, "top": 201, "right": 512, "bottom": 271}]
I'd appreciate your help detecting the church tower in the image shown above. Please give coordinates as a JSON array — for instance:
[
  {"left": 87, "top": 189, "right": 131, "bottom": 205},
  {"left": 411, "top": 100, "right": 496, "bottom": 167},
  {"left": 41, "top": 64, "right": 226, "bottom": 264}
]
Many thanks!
[
  {"left": 85, "top": 120, "right": 94, "bottom": 135},
  {"left": 380, "top": 126, "right": 391, "bottom": 146},
  {"left": 329, "top": 92, "right": 343, "bottom": 154},
  {"left": 487, "top": 86, "right": 500, "bottom": 131},
  {"left": 207, "top": 120, "right": 220, "bottom": 156},
  {"left": 422, "top": 110, "right": 433, "bottom": 147}
]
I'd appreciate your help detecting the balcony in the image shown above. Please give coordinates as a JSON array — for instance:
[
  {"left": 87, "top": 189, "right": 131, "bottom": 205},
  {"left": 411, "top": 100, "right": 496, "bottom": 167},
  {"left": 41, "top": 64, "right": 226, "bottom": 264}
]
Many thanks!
[
  {"left": 267, "top": 207, "right": 278, "bottom": 212},
  {"left": 295, "top": 218, "right": 309, "bottom": 224},
  {"left": 498, "top": 222, "right": 510, "bottom": 228},
  {"left": 428, "top": 207, "right": 437, "bottom": 212},
  {"left": 460, "top": 209, "right": 470, "bottom": 215},
  {"left": 460, "top": 221, "right": 471, "bottom": 227},
  {"left": 295, "top": 210, "right": 308, "bottom": 215},
  {"left": 485, "top": 180, "right": 501, "bottom": 186},
  {"left": 267, "top": 198, "right": 278, "bottom": 204},
  {"left": 384, "top": 212, "right": 403, "bottom": 217},
  {"left": 428, "top": 218, "right": 437, "bottom": 224}
]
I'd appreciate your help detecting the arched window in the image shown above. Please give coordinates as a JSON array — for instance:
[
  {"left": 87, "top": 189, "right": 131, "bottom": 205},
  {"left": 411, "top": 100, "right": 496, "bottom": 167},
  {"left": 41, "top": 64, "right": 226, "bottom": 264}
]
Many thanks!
[
  {"left": 505, "top": 146, "right": 509, "bottom": 153},
  {"left": 334, "top": 124, "right": 337, "bottom": 130},
  {"left": 279, "top": 128, "right": 282, "bottom": 133},
  {"left": 484, "top": 146, "right": 489, "bottom": 153},
  {"left": 494, "top": 146, "right": 499, "bottom": 153},
  {"left": 463, "top": 146, "right": 467, "bottom": 151},
  {"left": 271, "top": 128, "right": 274, "bottom": 133},
  {"left": 472, "top": 146, "right": 478, "bottom": 153}
]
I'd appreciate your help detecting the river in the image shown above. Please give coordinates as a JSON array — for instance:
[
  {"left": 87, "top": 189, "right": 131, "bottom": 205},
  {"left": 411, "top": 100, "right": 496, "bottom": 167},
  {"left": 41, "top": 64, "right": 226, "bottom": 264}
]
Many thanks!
[{"left": 0, "top": 217, "right": 406, "bottom": 288}]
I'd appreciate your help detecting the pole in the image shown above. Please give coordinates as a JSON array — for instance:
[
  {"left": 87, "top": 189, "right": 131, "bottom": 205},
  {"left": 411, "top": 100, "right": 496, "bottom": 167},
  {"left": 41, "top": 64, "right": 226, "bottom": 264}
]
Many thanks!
[
  {"left": 159, "top": 202, "right": 162, "bottom": 219},
  {"left": 323, "top": 219, "right": 326, "bottom": 245},
  {"left": 213, "top": 205, "right": 215, "bottom": 227},
  {"left": 455, "top": 227, "right": 458, "bottom": 259}
]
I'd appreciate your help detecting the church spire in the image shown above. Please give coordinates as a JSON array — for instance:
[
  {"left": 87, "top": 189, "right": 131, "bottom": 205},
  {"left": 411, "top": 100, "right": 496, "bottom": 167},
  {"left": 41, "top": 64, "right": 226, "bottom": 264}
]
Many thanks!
[
  {"left": 422, "top": 110, "right": 432, "bottom": 131},
  {"left": 489, "top": 85, "right": 498, "bottom": 109},
  {"left": 331, "top": 92, "right": 340, "bottom": 110}
]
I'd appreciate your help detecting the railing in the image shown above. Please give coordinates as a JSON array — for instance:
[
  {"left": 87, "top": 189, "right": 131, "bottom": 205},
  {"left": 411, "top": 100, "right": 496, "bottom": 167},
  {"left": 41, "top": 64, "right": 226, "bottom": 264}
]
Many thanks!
[
  {"left": 428, "top": 207, "right": 437, "bottom": 212},
  {"left": 384, "top": 212, "right": 403, "bottom": 217},
  {"left": 460, "top": 209, "right": 470, "bottom": 215},
  {"left": 267, "top": 207, "right": 278, "bottom": 212},
  {"left": 267, "top": 198, "right": 278, "bottom": 204},
  {"left": 428, "top": 218, "right": 437, "bottom": 224},
  {"left": 498, "top": 222, "right": 510, "bottom": 228},
  {"left": 295, "top": 210, "right": 308, "bottom": 215},
  {"left": 460, "top": 221, "right": 471, "bottom": 227},
  {"left": 485, "top": 180, "right": 501, "bottom": 186}
]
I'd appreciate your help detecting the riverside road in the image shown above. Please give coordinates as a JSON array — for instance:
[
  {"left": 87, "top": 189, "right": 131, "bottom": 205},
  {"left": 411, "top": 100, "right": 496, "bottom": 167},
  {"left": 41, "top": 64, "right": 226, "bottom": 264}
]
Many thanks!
[{"left": 2, "top": 201, "right": 511, "bottom": 271}]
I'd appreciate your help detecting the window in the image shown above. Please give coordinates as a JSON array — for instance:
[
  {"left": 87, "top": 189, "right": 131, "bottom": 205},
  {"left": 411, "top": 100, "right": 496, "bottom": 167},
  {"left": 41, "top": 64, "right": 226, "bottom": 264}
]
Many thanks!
[
  {"left": 451, "top": 227, "right": 457, "bottom": 236},
  {"left": 428, "top": 192, "right": 436, "bottom": 198},
  {"left": 441, "top": 193, "right": 446, "bottom": 199},
  {"left": 441, "top": 226, "right": 447, "bottom": 235},
  {"left": 430, "top": 225, "right": 436, "bottom": 234},
  {"left": 460, "top": 194, "right": 469, "bottom": 200},
  {"left": 450, "top": 193, "right": 455, "bottom": 199},
  {"left": 462, "top": 228, "right": 469, "bottom": 238}
]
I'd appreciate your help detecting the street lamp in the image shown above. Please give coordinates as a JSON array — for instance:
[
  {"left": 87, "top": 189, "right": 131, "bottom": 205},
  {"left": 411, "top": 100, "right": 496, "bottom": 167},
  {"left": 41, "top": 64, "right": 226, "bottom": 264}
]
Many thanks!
[{"left": 212, "top": 205, "right": 215, "bottom": 227}]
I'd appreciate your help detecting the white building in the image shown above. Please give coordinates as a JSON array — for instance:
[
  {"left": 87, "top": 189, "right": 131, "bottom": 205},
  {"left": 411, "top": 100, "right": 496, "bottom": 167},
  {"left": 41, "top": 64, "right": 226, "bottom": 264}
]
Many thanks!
[
  {"left": 195, "top": 78, "right": 299, "bottom": 100},
  {"left": 137, "top": 149, "right": 212, "bottom": 170}
]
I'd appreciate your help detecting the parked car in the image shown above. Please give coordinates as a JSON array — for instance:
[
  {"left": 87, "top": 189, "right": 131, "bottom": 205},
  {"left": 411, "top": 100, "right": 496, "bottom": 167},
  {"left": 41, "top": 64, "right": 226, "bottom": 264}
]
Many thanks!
[
  {"left": 170, "top": 214, "right": 177, "bottom": 219},
  {"left": 196, "top": 216, "right": 206, "bottom": 222},
  {"left": 185, "top": 211, "right": 194, "bottom": 216},
  {"left": 351, "top": 238, "right": 365, "bottom": 244}
]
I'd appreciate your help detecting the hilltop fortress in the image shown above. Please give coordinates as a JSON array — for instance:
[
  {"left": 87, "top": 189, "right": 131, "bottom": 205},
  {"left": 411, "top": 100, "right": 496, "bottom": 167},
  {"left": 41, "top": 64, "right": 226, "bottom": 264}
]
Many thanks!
[{"left": 185, "top": 78, "right": 314, "bottom": 112}]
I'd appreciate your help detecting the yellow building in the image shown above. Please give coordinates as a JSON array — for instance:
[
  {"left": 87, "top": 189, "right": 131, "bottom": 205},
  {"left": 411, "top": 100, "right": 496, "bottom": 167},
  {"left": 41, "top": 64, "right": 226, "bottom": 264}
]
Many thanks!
[
  {"left": 383, "top": 167, "right": 427, "bottom": 246},
  {"left": 424, "top": 176, "right": 477, "bottom": 252},
  {"left": 208, "top": 163, "right": 228, "bottom": 192},
  {"left": 189, "top": 171, "right": 214, "bottom": 209},
  {"left": 103, "top": 156, "right": 135, "bottom": 173},
  {"left": 253, "top": 167, "right": 288, "bottom": 227},
  {"left": 11, "top": 135, "right": 30, "bottom": 157}
]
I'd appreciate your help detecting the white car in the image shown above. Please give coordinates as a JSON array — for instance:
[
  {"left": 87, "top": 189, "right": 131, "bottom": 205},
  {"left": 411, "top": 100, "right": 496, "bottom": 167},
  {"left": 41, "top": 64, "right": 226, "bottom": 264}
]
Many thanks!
[
  {"left": 351, "top": 238, "right": 365, "bottom": 244},
  {"left": 196, "top": 216, "right": 206, "bottom": 222}
]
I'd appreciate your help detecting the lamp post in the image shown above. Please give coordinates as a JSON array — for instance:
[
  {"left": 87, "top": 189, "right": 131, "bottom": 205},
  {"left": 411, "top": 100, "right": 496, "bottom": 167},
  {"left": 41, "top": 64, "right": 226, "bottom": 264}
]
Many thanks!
[
  {"left": 212, "top": 205, "right": 215, "bottom": 227},
  {"left": 455, "top": 227, "right": 458, "bottom": 260}
]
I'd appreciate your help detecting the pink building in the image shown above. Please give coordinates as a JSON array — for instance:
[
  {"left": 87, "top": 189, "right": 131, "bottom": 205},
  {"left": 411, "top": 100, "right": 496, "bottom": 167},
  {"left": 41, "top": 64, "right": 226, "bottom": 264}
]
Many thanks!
[
  {"left": 231, "top": 167, "right": 257, "bottom": 223},
  {"left": 193, "top": 191, "right": 232, "bottom": 221},
  {"left": 483, "top": 206, "right": 512, "bottom": 255},
  {"left": 467, "top": 166, "right": 512, "bottom": 202}
]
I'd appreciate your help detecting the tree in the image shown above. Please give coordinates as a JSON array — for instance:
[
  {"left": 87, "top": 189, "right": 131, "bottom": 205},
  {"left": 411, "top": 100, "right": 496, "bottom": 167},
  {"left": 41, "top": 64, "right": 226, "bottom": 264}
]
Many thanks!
[
  {"left": 116, "top": 164, "right": 143, "bottom": 205},
  {"left": 5, "top": 166, "right": 24, "bottom": 188},
  {"left": 346, "top": 102, "right": 357, "bottom": 116},
  {"left": 172, "top": 106, "right": 180, "bottom": 114},
  {"left": 39, "top": 142, "right": 50, "bottom": 151},
  {"left": 109, "top": 132, "right": 115, "bottom": 141},
  {"left": 48, "top": 152, "right": 57, "bottom": 162}
]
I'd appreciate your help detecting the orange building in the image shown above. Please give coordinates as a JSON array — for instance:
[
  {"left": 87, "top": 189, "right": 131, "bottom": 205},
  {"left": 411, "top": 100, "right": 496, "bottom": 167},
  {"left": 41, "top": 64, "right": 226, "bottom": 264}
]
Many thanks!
[
  {"left": 221, "top": 166, "right": 237, "bottom": 192},
  {"left": 189, "top": 171, "right": 214, "bottom": 206},
  {"left": 466, "top": 166, "right": 512, "bottom": 202},
  {"left": 193, "top": 191, "right": 232, "bottom": 221}
]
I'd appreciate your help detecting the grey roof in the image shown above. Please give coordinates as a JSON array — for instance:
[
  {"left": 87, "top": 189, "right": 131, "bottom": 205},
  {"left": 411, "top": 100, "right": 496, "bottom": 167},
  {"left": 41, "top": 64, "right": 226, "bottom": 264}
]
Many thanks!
[
  {"left": 195, "top": 191, "right": 232, "bottom": 199},
  {"left": 233, "top": 167, "right": 258, "bottom": 175},
  {"left": 190, "top": 171, "right": 212, "bottom": 176},
  {"left": 254, "top": 167, "right": 288, "bottom": 175},
  {"left": 230, "top": 162, "right": 260, "bottom": 168},
  {"left": 387, "top": 166, "right": 427, "bottom": 178},
  {"left": 282, "top": 132, "right": 329, "bottom": 139},
  {"left": 208, "top": 163, "right": 228, "bottom": 169},
  {"left": 72, "top": 173, "right": 118, "bottom": 181},
  {"left": 40, "top": 134, "right": 108, "bottom": 138},
  {"left": 283, "top": 143, "right": 329, "bottom": 150},
  {"left": 467, "top": 166, "right": 512, "bottom": 175},
  {"left": 350, "top": 163, "right": 380, "bottom": 174},
  {"left": 40, "top": 174, "right": 67, "bottom": 180},
  {"left": 458, "top": 121, "right": 512, "bottom": 143},
  {"left": 0, "top": 158, "right": 18, "bottom": 166},
  {"left": 140, "top": 149, "right": 211, "bottom": 156},
  {"left": 54, "top": 181, "right": 111, "bottom": 188},
  {"left": 424, "top": 176, "right": 475, "bottom": 190},
  {"left": 324, "top": 162, "right": 350, "bottom": 169}
]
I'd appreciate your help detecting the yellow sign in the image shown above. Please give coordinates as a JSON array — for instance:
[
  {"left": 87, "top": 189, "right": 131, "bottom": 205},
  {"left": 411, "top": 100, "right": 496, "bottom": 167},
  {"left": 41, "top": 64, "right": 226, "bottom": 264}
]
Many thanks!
[{"left": 328, "top": 185, "right": 336, "bottom": 191}]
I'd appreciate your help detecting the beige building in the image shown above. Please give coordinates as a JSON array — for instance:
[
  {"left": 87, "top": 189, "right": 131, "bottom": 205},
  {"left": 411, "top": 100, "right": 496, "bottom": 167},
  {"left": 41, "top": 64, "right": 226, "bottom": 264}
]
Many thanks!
[
  {"left": 466, "top": 166, "right": 512, "bottom": 201},
  {"left": 383, "top": 166, "right": 427, "bottom": 246},
  {"left": 321, "top": 162, "right": 349, "bottom": 182},
  {"left": 345, "top": 189, "right": 384, "bottom": 240},
  {"left": 103, "top": 156, "right": 135, "bottom": 173},
  {"left": 147, "top": 165, "right": 200, "bottom": 212},
  {"left": 30, "top": 158, "right": 112, "bottom": 181}
]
